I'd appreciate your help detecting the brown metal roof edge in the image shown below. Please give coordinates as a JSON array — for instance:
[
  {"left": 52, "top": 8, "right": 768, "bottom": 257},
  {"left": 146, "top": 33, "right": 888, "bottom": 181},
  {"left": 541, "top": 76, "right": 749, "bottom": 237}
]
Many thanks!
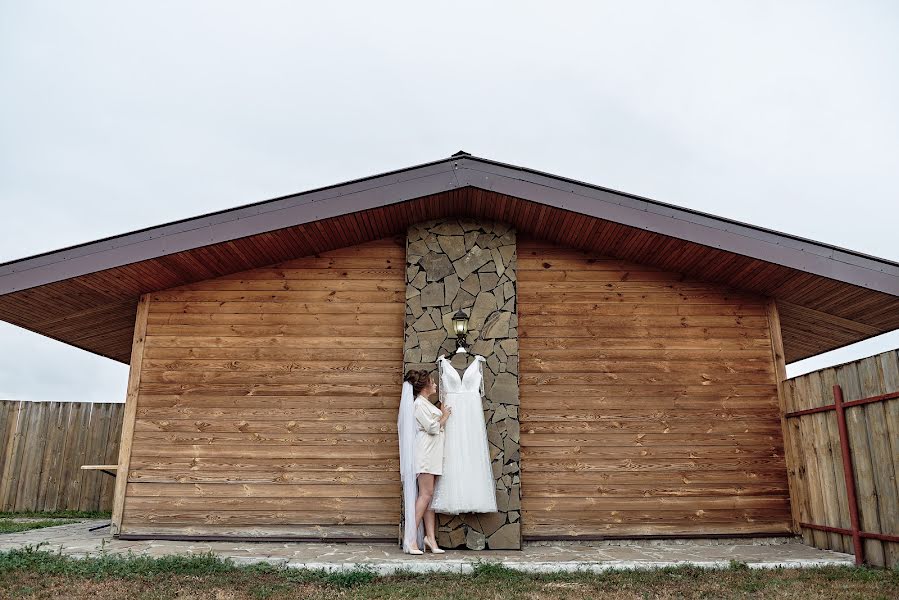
[
  {"left": 454, "top": 161, "right": 899, "bottom": 293},
  {"left": 0, "top": 154, "right": 461, "bottom": 270},
  {"left": 1, "top": 153, "right": 898, "bottom": 297},
  {"left": 465, "top": 156, "right": 899, "bottom": 271},
  {"left": 0, "top": 159, "right": 462, "bottom": 293}
]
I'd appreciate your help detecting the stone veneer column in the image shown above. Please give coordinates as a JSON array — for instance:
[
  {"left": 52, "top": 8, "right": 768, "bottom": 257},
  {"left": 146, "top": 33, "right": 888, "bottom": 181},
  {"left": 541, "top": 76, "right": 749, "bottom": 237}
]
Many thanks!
[{"left": 402, "top": 218, "right": 521, "bottom": 550}]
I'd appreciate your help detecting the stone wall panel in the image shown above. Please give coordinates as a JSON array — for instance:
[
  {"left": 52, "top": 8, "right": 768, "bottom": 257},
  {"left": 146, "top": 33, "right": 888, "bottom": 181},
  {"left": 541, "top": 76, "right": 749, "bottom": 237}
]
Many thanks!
[{"left": 402, "top": 218, "right": 521, "bottom": 550}]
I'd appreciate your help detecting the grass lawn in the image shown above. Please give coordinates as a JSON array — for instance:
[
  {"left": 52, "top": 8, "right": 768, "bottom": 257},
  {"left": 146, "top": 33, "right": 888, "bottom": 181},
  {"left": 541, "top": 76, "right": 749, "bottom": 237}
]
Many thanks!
[
  {"left": 0, "top": 511, "right": 110, "bottom": 535},
  {"left": 0, "top": 546, "right": 896, "bottom": 600},
  {"left": 0, "top": 520, "right": 78, "bottom": 535}
]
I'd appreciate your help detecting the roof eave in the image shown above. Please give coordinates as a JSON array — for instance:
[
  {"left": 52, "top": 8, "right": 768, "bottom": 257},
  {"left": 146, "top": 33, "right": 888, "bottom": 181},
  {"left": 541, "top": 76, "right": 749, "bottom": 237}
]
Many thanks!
[{"left": 1, "top": 155, "right": 898, "bottom": 298}]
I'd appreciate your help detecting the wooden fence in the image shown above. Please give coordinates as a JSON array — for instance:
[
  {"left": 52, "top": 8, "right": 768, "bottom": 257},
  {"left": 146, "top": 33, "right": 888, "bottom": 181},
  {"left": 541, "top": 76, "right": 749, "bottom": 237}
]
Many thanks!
[
  {"left": 0, "top": 400, "right": 123, "bottom": 512},
  {"left": 784, "top": 350, "right": 899, "bottom": 568}
]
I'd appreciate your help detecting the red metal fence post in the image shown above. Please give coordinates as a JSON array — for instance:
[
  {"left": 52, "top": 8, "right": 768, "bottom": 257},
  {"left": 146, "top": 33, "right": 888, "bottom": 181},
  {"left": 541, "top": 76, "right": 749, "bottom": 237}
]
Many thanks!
[{"left": 833, "top": 384, "right": 864, "bottom": 566}]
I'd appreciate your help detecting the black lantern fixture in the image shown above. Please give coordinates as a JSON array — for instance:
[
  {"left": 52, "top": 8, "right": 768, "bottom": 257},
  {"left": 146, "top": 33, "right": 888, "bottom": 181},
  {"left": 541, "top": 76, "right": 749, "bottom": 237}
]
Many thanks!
[{"left": 451, "top": 309, "right": 469, "bottom": 353}]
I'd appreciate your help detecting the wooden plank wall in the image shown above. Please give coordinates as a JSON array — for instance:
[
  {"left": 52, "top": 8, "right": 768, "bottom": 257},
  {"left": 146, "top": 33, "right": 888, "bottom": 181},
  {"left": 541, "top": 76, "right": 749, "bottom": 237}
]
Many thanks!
[
  {"left": 517, "top": 236, "right": 791, "bottom": 537},
  {"left": 119, "top": 237, "right": 406, "bottom": 539},
  {"left": 785, "top": 350, "right": 899, "bottom": 568},
  {"left": 0, "top": 400, "right": 123, "bottom": 512}
]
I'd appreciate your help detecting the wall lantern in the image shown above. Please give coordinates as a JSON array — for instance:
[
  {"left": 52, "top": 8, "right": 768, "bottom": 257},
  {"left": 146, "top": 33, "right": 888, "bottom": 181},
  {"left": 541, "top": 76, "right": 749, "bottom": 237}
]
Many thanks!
[{"left": 451, "top": 309, "right": 469, "bottom": 353}]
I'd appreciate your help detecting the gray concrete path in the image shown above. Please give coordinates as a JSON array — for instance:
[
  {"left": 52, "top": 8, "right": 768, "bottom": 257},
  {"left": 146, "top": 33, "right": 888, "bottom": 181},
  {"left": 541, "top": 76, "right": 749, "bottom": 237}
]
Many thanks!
[{"left": 0, "top": 520, "right": 855, "bottom": 574}]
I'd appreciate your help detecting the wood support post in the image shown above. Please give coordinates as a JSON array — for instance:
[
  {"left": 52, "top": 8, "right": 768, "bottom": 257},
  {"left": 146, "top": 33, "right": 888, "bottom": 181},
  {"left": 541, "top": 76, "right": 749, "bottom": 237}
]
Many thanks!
[
  {"left": 110, "top": 294, "right": 150, "bottom": 536},
  {"left": 766, "top": 299, "right": 801, "bottom": 534}
]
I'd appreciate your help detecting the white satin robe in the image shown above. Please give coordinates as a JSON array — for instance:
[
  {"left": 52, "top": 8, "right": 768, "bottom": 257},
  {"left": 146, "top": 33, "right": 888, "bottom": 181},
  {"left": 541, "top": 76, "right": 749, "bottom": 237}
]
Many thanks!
[{"left": 413, "top": 395, "right": 445, "bottom": 475}]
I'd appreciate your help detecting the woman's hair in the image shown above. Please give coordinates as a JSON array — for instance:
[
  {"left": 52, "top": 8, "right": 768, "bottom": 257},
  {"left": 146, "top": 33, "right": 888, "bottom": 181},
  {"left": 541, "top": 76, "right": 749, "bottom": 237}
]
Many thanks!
[{"left": 404, "top": 369, "right": 432, "bottom": 397}]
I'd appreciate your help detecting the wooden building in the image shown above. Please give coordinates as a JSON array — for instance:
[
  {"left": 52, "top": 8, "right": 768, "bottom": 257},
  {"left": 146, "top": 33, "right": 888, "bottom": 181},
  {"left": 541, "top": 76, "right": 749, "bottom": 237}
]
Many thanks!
[{"left": 1, "top": 153, "right": 897, "bottom": 549}]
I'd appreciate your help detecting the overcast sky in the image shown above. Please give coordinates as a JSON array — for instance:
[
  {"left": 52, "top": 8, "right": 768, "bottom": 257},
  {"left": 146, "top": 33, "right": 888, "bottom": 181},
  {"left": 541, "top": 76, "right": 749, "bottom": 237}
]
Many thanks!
[{"left": 1, "top": 1, "right": 898, "bottom": 402}]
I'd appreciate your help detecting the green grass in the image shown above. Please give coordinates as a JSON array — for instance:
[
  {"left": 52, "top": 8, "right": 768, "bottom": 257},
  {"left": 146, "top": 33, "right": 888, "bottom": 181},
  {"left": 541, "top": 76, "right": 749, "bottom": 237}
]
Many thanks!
[
  {"left": 0, "top": 510, "right": 110, "bottom": 520},
  {"left": 0, "top": 545, "right": 896, "bottom": 599},
  {"left": 0, "top": 510, "right": 105, "bottom": 535},
  {"left": 0, "top": 545, "right": 373, "bottom": 585},
  {"left": 0, "top": 520, "right": 78, "bottom": 534}
]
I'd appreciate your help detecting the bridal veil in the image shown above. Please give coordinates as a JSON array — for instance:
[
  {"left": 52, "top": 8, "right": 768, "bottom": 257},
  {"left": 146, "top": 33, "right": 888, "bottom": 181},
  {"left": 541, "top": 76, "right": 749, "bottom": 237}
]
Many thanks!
[{"left": 397, "top": 380, "right": 424, "bottom": 552}]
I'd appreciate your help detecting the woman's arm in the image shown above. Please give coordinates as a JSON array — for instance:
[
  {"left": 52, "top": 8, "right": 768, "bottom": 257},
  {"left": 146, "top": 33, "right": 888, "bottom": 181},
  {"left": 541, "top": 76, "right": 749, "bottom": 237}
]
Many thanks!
[{"left": 414, "top": 401, "right": 442, "bottom": 435}]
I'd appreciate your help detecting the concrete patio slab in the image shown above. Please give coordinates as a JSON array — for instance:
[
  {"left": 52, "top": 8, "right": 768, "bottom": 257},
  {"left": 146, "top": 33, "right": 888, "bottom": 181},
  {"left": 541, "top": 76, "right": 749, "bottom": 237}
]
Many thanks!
[{"left": 0, "top": 520, "right": 855, "bottom": 575}]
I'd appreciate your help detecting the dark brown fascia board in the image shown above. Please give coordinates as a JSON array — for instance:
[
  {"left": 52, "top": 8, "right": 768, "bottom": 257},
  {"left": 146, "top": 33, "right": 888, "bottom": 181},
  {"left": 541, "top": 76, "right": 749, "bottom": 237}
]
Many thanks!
[
  {"left": 0, "top": 158, "right": 461, "bottom": 294},
  {"left": 1, "top": 155, "right": 898, "bottom": 297}
]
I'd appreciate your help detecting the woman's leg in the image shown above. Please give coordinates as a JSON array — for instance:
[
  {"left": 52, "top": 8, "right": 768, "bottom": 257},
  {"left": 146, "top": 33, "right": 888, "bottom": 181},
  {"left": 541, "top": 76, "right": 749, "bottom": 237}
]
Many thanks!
[
  {"left": 413, "top": 473, "right": 435, "bottom": 548},
  {"left": 424, "top": 475, "right": 438, "bottom": 543},
  {"left": 424, "top": 508, "right": 436, "bottom": 541}
]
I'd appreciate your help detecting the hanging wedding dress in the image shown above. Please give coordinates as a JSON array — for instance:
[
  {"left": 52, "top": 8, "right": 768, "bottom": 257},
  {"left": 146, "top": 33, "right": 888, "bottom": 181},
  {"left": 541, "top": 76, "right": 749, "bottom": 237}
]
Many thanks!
[{"left": 430, "top": 355, "right": 498, "bottom": 514}]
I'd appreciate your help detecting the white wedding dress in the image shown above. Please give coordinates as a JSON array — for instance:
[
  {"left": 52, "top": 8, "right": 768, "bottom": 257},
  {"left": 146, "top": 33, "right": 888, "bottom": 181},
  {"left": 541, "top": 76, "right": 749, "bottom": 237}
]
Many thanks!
[{"left": 430, "top": 354, "right": 498, "bottom": 514}]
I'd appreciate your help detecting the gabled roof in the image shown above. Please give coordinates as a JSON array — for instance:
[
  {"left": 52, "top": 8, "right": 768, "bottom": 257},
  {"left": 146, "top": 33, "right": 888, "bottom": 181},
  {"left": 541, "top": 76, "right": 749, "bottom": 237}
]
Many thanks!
[{"left": 1, "top": 152, "right": 898, "bottom": 364}]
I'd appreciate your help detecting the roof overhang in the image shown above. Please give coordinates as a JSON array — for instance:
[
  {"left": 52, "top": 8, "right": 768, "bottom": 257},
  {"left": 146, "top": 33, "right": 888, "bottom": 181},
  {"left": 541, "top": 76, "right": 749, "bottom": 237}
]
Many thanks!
[{"left": 2, "top": 153, "right": 897, "bottom": 364}]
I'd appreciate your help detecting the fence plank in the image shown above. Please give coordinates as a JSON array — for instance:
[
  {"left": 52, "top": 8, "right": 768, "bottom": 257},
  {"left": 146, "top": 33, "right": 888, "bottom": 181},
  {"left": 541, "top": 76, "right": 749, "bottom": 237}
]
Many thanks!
[
  {"left": 78, "top": 404, "right": 101, "bottom": 511},
  {"left": 36, "top": 402, "right": 64, "bottom": 510},
  {"left": 86, "top": 402, "right": 115, "bottom": 511},
  {"left": 99, "top": 404, "right": 124, "bottom": 512},
  {"left": 805, "top": 371, "right": 843, "bottom": 552},
  {"left": 784, "top": 380, "right": 813, "bottom": 546},
  {"left": 6, "top": 401, "right": 35, "bottom": 511},
  {"left": 56, "top": 402, "right": 83, "bottom": 511},
  {"left": 856, "top": 356, "right": 899, "bottom": 568},
  {"left": 816, "top": 367, "right": 851, "bottom": 554},
  {"left": 835, "top": 361, "right": 886, "bottom": 567},
  {"left": 19, "top": 402, "right": 52, "bottom": 511},
  {"left": 0, "top": 402, "right": 24, "bottom": 509},
  {"left": 0, "top": 402, "right": 12, "bottom": 481},
  {"left": 66, "top": 404, "right": 93, "bottom": 510},
  {"left": 45, "top": 402, "right": 72, "bottom": 511},
  {"left": 794, "top": 376, "right": 828, "bottom": 549},
  {"left": 877, "top": 351, "right": 899, "bottom": 569}
]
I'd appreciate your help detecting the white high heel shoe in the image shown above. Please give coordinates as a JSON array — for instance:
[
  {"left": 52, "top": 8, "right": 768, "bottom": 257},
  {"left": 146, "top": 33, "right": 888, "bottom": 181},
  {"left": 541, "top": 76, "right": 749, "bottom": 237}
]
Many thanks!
[
  {"left": 407, "top": 546, "right": 423, "bottom": 555},
  {"left": 424, "top": 537, "right": 445, "bottom": 554}
]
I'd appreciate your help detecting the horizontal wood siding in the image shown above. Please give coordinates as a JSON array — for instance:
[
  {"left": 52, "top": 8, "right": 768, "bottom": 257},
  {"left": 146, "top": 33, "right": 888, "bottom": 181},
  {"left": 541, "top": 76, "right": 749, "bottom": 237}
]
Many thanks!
[
  {"left": 119, "top": 237, "right": 405, "bottom": 539},
  {"left": 517, "top": 236, "right": 791, "bottom": 538}
]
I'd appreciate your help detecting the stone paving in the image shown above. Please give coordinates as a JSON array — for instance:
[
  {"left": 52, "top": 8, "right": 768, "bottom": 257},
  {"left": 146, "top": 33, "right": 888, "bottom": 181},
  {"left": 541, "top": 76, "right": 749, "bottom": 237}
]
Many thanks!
[{"left": 0, "top": 520, "right": 855, "bottom": 574}]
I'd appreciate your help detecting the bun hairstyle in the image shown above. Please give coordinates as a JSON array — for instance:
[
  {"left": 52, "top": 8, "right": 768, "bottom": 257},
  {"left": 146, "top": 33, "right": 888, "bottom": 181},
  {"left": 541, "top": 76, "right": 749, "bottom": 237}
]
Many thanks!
[{"left": 404, "top": 369, "right": 432, "bottom": 397}]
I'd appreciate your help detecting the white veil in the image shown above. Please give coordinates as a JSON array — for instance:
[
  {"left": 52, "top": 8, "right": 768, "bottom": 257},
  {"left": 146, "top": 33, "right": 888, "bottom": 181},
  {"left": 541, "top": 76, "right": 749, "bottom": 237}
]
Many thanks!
[{"left": 398, "top": 381, "right": 424, "bottom": 552}]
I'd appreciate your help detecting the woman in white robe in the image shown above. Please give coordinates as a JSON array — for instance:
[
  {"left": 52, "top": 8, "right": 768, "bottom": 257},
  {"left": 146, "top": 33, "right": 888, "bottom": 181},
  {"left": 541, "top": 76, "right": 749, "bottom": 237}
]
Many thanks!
[{"left": 399, "top": 369, "right": 451, "bottom": 554}]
